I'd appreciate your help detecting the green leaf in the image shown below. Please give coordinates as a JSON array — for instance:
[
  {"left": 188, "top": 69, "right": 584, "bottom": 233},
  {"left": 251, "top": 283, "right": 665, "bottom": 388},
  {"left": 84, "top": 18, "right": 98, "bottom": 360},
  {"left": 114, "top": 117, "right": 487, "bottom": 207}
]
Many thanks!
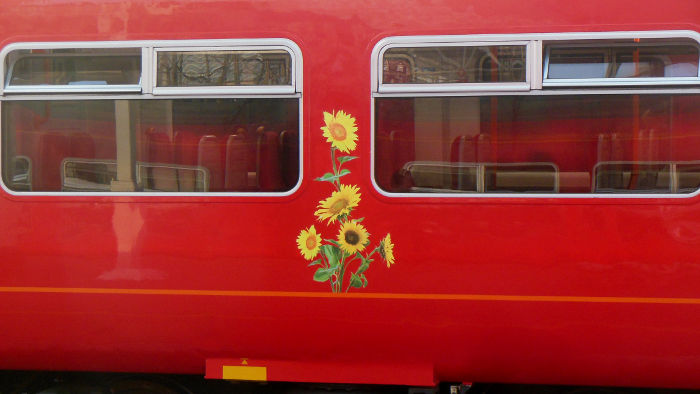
[
  {"left": 315, "top": 172, "right": 337, "bottom": 182},
  {"left": 349, "top": 273, "right": 363, "bottom": 288},
  {"left": 313, "top": 267, "right": 336, "bottom": 282},
  {"left": 355, "top": 260, "right": 370, "bottom": 276},
  {"left": 307, "top": 259, "right": 323, "bottom": 267},
  {"left": 320, "top": 244, "right": 340, "bottom": 268},
  {"left": 361, "top": 274, "right": 368, "bottom": 287},
  {"left": 354, "top": 217, "right": 365, "bottom": 223},
  {"left": 314, "top": 169, "right": 351, "bottom": 183},
  {"left": 337, "top": 156, "right": 358, "bottom": 165}
]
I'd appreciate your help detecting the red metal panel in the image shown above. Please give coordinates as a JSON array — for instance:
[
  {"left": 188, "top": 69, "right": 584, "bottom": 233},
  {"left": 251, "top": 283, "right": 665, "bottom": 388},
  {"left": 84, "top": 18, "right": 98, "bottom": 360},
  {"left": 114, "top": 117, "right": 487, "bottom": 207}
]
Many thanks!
[
  {"left": 0, "top": 0, "right": 699, "bottom": 389},
  {"left": 205, "top": 358, "right": 435, "bottom": 386}
]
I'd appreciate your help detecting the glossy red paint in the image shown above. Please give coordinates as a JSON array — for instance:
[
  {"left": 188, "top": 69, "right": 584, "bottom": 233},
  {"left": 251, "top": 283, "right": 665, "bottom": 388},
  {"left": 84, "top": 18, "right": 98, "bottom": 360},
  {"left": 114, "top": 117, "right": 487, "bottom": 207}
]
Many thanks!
[
  {"left": 205, "top": 358, "right": 435, "bottom": 386},
  {"left": 1, "top": 0, "right": 700, "bottom": 389}
]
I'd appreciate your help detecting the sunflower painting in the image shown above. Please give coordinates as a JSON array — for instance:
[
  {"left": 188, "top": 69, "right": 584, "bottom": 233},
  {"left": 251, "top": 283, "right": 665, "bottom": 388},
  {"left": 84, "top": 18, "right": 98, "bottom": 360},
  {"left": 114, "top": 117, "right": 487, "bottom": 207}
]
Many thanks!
[
  {"left": 314, "top": 184, "right": 361, "bottom": 223},
  {"left": 380, "top": 234, "right": 395, "bottom": 267},
  {"left": 297, "top": 225, "right": 322, "bottom": 261},
  {"left": 296, "top": 110, "right": 397, "bottom": 293},
  {"left": 338, "top": 221, "right": 369, "bottom": 255},
  {"left": 321, "top": 110, "right": 358, "bottom": 153}
]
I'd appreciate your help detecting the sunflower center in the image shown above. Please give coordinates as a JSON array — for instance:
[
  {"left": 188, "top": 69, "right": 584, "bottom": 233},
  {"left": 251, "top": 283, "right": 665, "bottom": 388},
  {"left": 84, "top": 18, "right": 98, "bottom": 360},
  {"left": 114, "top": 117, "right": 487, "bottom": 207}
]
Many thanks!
[
  {"left": 329, "top": 123, "right": 347, "bottom": 141},
  {"left": 344, "top": 230, "right": 360, "bottom": 245},
  {"left": 329, "top": 198, "right": 348, "bottom": 214},
  {"left": 305, "top": 236, "right": 317, "bottom": 250}
]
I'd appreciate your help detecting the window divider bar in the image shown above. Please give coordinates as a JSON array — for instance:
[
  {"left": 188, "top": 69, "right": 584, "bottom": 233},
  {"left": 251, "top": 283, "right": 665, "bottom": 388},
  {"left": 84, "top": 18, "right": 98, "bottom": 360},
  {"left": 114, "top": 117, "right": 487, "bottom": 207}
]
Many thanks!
[
  {"left": 2, "top": 85, "right": 143, "bottom": 94},
  {"left": 142, "top": 47, "right": 153, "bottom": 94},
  {"left": 671, "top": 163, "right": 679, "bottom": 193},
  {"left": 378, "top": 82, "right": 531, "bottom": 94},
  {"left": 530, "top": 40, "right": 543, "bottom": 90},
  {"left": 542, "top": 78, "right": 700, "bottom": 87},
  {"left": 152, "top": 86, "right": 296, "bottom": 96}
]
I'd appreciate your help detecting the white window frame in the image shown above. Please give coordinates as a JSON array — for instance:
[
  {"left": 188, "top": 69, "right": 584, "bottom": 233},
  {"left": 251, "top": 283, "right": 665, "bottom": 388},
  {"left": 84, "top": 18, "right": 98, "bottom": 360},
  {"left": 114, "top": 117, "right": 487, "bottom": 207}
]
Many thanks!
[
  {"left": 152, "top": 45, "right": 297, "bottom": 95},
  {"left": 2, "top": 44, "right": 144, "bottom": 94},
  {"left": 370, "top": 30, "right": 700, "bottom": 199},
  {"left": 543, "top": 41, "right": 700, "bottom": 87},
  {"left": 376, "top": 40, "right": 532, "bottom": 93},
  {"left": 0, "top": 38, "right": 303, "bottom": 197}
]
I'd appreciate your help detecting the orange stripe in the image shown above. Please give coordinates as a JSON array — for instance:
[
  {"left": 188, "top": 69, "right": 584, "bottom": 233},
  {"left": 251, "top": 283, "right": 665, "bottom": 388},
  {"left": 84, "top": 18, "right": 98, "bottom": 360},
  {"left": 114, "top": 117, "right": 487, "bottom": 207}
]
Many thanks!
[{"left": 0, "top": 286, "right": 699, "bottom": 305}]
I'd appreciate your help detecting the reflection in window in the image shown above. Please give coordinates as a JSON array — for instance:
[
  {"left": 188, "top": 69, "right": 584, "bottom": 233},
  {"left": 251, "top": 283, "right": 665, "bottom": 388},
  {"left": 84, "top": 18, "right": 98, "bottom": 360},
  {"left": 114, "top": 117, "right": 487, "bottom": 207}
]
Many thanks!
[
  {"left": 157, "top": 50, "right": 292, "bottom": 87},
  {"left": 7, "top": 48, "right": 141, "bottom": 87},
  {"left": 63, "top": 160, "right": 117, "bottom": 192},
  {"left": 547, "top": 44, "right": 699, "bottom": 79},
  {"left": 375, "top": 94, "right": 700, "bottom": 194},
  {"left": 9, "top": 156, "right": 31, "bottom": 191},
  {"left": 383, "top": 45, "right": 526, "bottom": 84},
  {"left": 2, "top": 99, "right": 300, "bottom": 192},
  {"left": 547, "top": 51, "right": 609, "bottom": 79}
]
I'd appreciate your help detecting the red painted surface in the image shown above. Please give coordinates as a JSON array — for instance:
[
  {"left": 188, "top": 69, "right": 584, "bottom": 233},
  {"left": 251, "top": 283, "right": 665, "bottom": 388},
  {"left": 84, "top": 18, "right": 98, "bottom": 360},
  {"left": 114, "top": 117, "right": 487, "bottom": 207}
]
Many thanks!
[
  {"left": 205, "top": 358, "right": 435, "bottom": 386},
  {"left": 0, "top": 0, "right": 700, "bottom": 389}
]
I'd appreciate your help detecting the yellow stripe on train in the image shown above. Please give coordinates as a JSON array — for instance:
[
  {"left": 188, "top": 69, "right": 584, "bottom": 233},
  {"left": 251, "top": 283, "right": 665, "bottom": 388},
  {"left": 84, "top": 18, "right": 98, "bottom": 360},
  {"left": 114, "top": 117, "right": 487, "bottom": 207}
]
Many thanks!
[{"left": 222, "top": 366, "right": 268, "bottom": 381}]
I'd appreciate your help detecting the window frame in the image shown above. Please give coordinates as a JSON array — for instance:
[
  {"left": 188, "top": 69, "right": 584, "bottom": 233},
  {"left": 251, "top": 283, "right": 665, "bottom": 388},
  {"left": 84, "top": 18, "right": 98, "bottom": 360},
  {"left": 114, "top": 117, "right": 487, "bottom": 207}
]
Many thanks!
[
  {"left": 2, "top": 45, "right": 144, "bottom": 94},
  {"left": 370, "top": 30, "right": 700, "bottom": 199},
  {"left": 376, "top": 40, "right": 532, "bottom": 93},
  {"left": 0, "top": 38, "right": 303, "bottom": 197},
  {"left": 152, "top": 45, "right": 297, "bottom": 95},
  {"left": 543, "top": 41, "right": 700, "bottom": 87}
]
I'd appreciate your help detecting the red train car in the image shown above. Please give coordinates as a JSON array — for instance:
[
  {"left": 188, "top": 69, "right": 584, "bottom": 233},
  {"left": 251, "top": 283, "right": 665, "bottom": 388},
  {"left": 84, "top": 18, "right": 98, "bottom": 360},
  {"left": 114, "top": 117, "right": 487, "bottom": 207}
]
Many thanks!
[{"left": 1, "top": 0, "right": 700, "bottom": 391}]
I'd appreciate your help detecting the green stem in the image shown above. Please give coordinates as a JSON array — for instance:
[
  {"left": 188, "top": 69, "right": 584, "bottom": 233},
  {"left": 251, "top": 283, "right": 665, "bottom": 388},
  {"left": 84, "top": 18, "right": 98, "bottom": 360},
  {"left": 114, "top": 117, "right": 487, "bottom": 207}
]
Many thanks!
[
  {"left": 337, "top": 253, "right": 347, "bottom": 293},
  {"left": 332, "top": 268, "right": 338, "bottom": 293},
  {"left": 336, "top": 161, "right": 343, "bottom": 181},
  {"left": 343, "top": 253, "right": 364, "bottom": 293},
  {"left": 320, "top": 250, "right": 329, "bottom": 268},
  {"left": 364, "top": 245, "right": 380, "bottom": 261},
  {"left": 345, "top": 254, "right": 360, "bottom": 264},
  {"left": 317, "top": 250, "right": 334, "bottom": 291},
  {"left": 330, "top": 148, "right": 340, "bottom": 191}
]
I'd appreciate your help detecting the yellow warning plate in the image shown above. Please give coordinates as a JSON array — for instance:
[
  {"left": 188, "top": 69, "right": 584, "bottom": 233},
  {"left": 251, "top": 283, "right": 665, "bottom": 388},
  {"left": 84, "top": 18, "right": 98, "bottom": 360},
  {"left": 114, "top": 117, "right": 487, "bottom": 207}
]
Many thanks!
[{"left": 222, "top": 366, "right": 268, "bottom": 381}]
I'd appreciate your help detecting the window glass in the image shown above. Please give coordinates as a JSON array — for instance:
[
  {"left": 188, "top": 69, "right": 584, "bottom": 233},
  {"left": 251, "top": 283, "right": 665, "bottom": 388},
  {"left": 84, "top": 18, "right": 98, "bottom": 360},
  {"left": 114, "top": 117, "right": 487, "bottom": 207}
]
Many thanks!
[
  {"left": 375, "top": 94, "right": 700, "bottom": 194},
  {"left": 547, "top": 50, "right": 609, "bottom": 79},
  {"left": 7, "top": 48, "right": 141, "bottom": 87},
  {"left": 547, "top": 44, "right": 699, "bottom": 79},
  {"left": 156, "top": 50, "right": 292, "bottom": 87},
  {"left": 382, "top": 45, "right": 526, "bottom": 84},
  {"left": 2, "top": 98, "right": 299, "bottom": 192}
]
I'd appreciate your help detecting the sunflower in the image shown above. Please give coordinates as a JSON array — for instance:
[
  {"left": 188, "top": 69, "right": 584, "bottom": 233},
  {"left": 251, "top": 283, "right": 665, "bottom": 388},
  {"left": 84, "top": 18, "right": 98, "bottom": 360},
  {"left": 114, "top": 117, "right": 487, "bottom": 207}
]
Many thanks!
[
  {"left": 338, "top": 220, "right": 369, "bottom": 255},
  {"left": 297, "top": 225, "right": 322, "bottom": 261},
  {"left": 314, "top": 184, "right": 361, "bottom": 223},
  {"left": 379, "top": 234, "right": 395, "bottom": 267},
  {"left": 321, "top": 110, "right": 358, "bottom": 153}
]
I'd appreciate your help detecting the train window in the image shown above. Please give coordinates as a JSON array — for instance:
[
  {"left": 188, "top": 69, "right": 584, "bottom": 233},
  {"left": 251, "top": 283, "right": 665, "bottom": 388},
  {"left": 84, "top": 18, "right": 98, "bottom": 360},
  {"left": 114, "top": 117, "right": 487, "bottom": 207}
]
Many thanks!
[
  {"left": 2, "top": 98, "right": 299, "bottom": 193},
  {"left": 378, "top": 42, "right": 531, "bottom": 93},
  {"left": 156, "top": 49, "right": 292, "bottom": 88},
  {"left": 382, "top": 45, "right": 527, "bottom": 84},
  {"left": 373, "top": 32, "right": 700, "bottom": 197},
  {"left": 0, "top": 39, "right": 302, "bottom": 195},
  {"left": 4, "top": 48, "right": 142, "bottom": 92},
  {"left": 545, "top": 41, "right": 700, "bottom": 86},
  {"left": 375, "top": 94, "right": 700, "bottom": 194}
]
